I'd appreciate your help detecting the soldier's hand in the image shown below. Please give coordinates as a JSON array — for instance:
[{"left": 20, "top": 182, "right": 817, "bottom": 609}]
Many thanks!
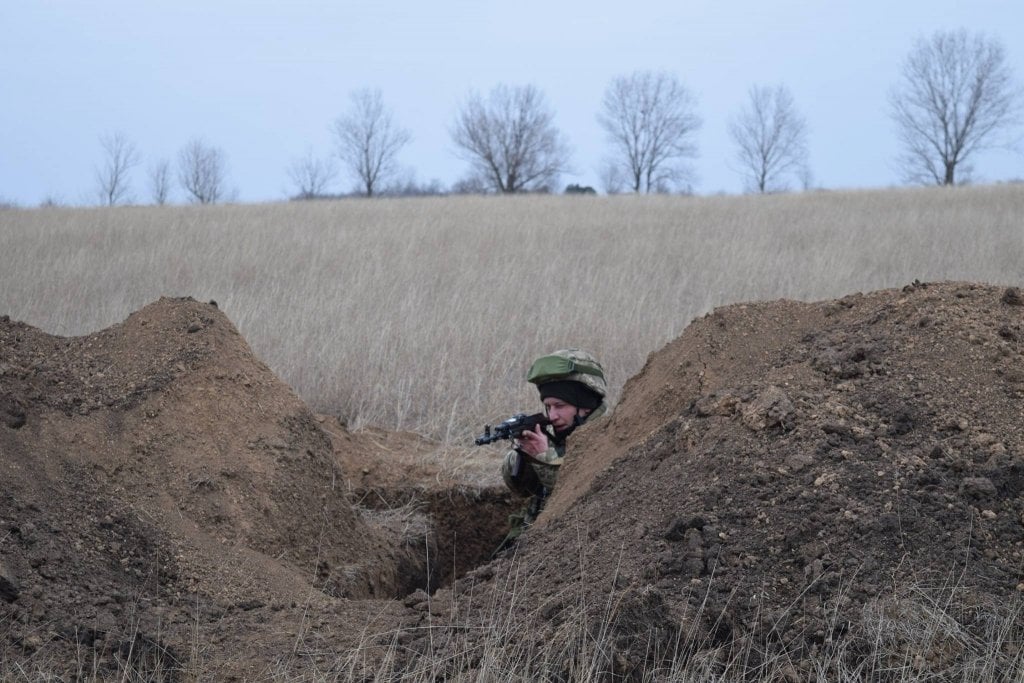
[{"left": 517, "top": 424, "right": 549, "bottom": 458}]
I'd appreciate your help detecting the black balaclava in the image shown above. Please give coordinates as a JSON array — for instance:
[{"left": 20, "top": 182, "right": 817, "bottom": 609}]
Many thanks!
[{"left": 538, "top": 380, "right": 602, "bottom": 411}]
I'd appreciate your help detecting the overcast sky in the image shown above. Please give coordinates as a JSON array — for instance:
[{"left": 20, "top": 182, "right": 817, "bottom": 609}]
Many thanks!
[{"left": 2, "top": 1, "right": 1022, "bottom": 205}]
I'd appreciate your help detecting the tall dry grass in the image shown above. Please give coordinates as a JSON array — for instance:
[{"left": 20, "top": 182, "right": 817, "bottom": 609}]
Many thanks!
[
  {"left": 4, "top": 552, "right": 1021, "bottom": 681},
  {"left": 268, "top": 563, "right": 1024, "bottom": 682},
  {"left": 1, "top": 185, "right": 1022, "bottom": 443}
]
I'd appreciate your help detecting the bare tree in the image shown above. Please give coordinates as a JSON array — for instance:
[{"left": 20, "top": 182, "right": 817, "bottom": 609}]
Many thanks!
[
  {"left": 148, "top": 159, "right": 172, "bottom": 205},
  {"left": 95, "top": 131, "right": 140, "bottom": 206},
  {"left": 450, "top": 174, "right": 490, "bottom": 195},
  {"left": 333, "top": 89, "right": 411, "bottom": 197},
  {"left": 451, "top": 84, "right": 571, "bottom": 193},
  {"left": 598, "top": 71, "right": 701, "bottom": 193},
  {"left": 382, "top": 170, "right": 446, "bottom": 197},
  {"left": 890, "top": 29, "right": 1021, "bottom": 186},
  {"left": 729, "top": 84, "right": 810, "bottom": 193},
  {"left": 177, "top": 138, "right": 228, "bottom": 204},
  {"left": 287, "top": 148, "right": 339, "bottom": 199},
  {"left": 599, "top": 161, "right": 626, "bottom": 195},
  {"left": 39, "top": 195, "right": 66, "bottom": 208}
]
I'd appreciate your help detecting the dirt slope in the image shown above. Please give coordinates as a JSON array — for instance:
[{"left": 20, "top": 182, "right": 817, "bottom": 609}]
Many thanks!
[
  {"left": 417, "top": 281, "right": 1024, "bottom": 679},
  {"left": 0, "top": 298, "right": 468, "bottom": 677}
]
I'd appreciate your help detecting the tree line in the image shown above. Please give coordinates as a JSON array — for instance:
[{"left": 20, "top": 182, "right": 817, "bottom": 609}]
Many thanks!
[{"left": 88, "top": 28, "right": 1020, "bottom": 207}]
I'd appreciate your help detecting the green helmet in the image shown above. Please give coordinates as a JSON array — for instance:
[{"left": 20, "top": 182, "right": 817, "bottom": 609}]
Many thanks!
[{"left": 526, "top": 348, "right": 607, "bottom": 398}]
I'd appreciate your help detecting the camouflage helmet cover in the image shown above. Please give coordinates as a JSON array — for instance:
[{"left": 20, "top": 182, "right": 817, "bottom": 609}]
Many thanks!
[{"left": 526, "top": 348, "right": 607, "bottom": 398}]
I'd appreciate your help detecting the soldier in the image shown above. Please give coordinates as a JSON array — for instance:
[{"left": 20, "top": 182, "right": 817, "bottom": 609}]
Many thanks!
[{"left": 498, "top": 348, "right": 607, "bottom": 549}]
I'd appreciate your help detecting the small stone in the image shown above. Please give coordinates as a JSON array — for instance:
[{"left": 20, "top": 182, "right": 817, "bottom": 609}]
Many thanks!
[
  {"left": 971, "top": 432, "right": 996, "bottom": 447},
  {"left": 960, "top": 477, "right": 997, "bottom": 500},
  {"left": 665, "top": 516, "right": 706, "bottom": 541},
  {"left": 741, "top": 386, "right": 795, "bottom": 431},
  {"left": 468, "top": 565, "right": 494, "bottom": 581},
  {"left": 402, "top": 589, "right": 429, "bottom": 608},
  {"left": 694, "top": 391, "right": 741, "bottom": 417},
  {"left": 784, "top": 452, "right": 814, "bottom": 473}
]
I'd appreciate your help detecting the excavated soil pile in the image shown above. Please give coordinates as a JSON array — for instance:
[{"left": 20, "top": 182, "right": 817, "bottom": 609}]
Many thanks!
[
  {"left": 0, "top": 297, "right": 513, "bottom": 679},
  {"left": 3, "top": 283, "right": 1023, "bottom": 680},
  {"left": 413, "top": 281, "right": 1024, "bottom": 679}
]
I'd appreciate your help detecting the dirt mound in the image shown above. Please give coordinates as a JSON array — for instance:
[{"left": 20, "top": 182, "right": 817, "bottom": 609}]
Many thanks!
[
  {"left": 0, "top": 298, "right": 516, "bottom": 678},
  {"left": 415, "top": 282, "right": 1024, "bottom": 679}
]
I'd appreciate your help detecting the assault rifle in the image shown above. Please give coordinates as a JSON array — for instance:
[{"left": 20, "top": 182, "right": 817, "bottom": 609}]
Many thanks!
[{"left": 474, "top": 412, "right": 551, "bottom": 445}]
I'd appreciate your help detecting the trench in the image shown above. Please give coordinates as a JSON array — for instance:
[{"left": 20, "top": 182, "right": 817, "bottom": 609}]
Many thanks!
[{"left": 356, "top": 486, "right": 521, "bottom": 597}]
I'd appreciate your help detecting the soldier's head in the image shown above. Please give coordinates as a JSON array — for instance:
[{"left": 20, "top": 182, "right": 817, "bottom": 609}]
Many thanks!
[{"left": 527, "top": 349, "right": 606, "bottom": 433}]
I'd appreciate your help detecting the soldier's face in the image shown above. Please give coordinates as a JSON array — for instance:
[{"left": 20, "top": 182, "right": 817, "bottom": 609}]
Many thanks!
[{"left": 543, "top": 397, "right": 590, "bottom": 433}]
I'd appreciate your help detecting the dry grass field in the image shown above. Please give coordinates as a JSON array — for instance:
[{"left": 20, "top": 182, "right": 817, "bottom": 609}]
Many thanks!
[{"left": 1, "top": 184, "right": 1021, "bottom": 444}]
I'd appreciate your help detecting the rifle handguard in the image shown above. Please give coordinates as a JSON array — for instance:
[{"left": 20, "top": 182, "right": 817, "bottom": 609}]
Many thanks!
[{"left": 474, "top": 412, "right": 551, "bottom": 445}]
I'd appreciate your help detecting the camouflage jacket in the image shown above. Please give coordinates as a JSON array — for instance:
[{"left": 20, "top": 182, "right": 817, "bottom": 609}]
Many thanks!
[{"left": 502, "top": 403, "right": 607, "bottom": 493}]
